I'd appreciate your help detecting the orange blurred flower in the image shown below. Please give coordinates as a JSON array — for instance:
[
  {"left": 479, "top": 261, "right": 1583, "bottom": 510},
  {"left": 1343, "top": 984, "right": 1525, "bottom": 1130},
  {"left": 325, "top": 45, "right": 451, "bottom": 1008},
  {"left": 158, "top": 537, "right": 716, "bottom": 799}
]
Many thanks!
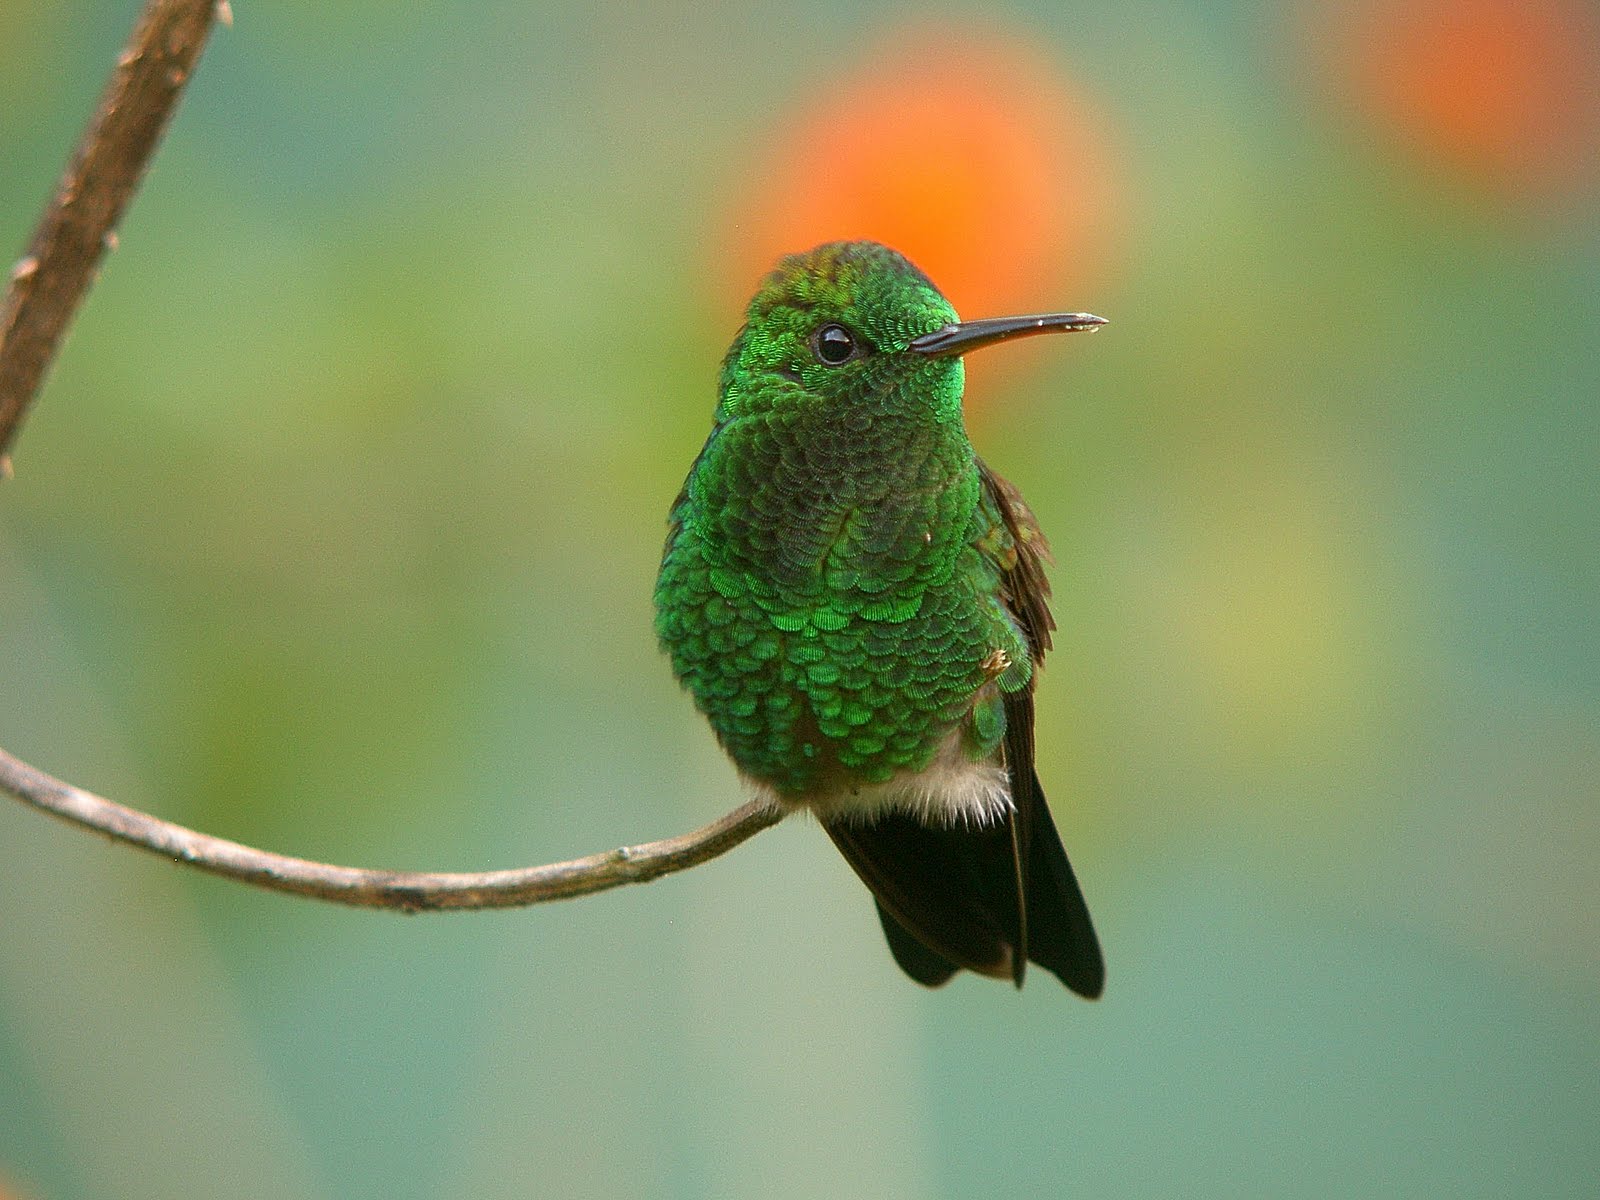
[
  {"left": 1313, "top": 0, "right": 1600, "bottom": 201},
  {"left": 720, "top": 27, "right": 1123, "bottom": 328}
]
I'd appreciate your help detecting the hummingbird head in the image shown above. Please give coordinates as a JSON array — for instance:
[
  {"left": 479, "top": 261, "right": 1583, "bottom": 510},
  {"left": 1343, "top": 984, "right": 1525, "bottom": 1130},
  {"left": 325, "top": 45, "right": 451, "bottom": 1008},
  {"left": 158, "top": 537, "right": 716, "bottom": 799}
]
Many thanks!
[{"left": 717, "top": 241, "right": 1105, "bottom": 423}]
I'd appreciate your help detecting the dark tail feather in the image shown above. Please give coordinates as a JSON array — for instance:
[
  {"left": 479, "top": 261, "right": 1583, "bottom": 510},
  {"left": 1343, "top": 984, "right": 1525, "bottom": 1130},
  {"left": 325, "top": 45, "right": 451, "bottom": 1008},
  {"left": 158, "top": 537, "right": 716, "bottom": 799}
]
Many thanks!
[
  {"left": 872, "top": 899, "right": 960, "bottom": 987},
  {"left": 823, "top": 783, "right": 1103, "bottom": 998},
  {"left": 824, "top": 812, "right": 1021, "bottom": 983}
]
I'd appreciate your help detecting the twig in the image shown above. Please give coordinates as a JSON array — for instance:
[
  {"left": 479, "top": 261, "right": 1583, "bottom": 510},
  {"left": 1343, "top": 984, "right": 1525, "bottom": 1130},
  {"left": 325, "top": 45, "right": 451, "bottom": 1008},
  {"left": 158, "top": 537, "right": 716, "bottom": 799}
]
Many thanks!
[
  {"left": 0, "top": 748, "right": 783, "bottom": 909},
  {"left": 0, "top": 0, "right": 788, "bottom": 908},
  {"left": 0, "top": 0, "right": 222, "bottom": 460}
]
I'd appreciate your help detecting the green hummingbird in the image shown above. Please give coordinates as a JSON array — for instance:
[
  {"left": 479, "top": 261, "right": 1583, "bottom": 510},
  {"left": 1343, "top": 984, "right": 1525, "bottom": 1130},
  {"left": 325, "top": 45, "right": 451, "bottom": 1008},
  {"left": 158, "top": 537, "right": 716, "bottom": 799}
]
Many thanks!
[{"left": 655, "top": 240, "right": 1105, "bottom": 995}]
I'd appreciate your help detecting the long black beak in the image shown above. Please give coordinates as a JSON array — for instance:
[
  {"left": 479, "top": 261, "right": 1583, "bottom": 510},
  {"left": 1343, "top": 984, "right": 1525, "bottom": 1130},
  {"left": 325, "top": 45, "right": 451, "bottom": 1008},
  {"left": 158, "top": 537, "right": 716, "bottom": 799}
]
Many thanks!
[{"left": 909, "top": 311, "right": 1107, "bottom": 357}]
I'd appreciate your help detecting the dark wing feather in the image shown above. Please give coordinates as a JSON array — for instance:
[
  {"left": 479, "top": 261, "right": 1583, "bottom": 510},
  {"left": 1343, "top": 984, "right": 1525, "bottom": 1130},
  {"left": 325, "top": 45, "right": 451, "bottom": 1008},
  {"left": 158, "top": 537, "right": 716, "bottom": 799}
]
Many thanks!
[
  {"left": 825, "top": 460, "right": 1104, "bottom": 996},
  {"left": 1019, "top": 765, "right": 1106, "bottom": 996},
  {"left": 982, "top": 460, "right": 1104, "bottom": 996},
  {"left": 975, "top": 457, "right": 1055, "bottom": 662}
]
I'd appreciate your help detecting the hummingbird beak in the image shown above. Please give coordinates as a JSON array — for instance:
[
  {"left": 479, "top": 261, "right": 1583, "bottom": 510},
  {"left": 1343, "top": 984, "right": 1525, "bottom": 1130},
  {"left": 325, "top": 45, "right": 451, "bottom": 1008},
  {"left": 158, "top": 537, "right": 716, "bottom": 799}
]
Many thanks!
[{"left": 908, "top": 312, "right": 1107, "bottom": 357}]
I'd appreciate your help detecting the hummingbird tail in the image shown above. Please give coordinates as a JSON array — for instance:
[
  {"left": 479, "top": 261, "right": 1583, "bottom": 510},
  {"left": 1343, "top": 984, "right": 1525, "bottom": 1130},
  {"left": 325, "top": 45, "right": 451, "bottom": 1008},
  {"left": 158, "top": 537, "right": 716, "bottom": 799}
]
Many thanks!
[
  {"left": 824, "top": 784, "right": 1103, "bottom": 997},
  {"left": 871, "top": 896, "right": 961, "bottom": 988},
  {"left": 825, "top": 810, "right": 1021, "bottom": 985}
]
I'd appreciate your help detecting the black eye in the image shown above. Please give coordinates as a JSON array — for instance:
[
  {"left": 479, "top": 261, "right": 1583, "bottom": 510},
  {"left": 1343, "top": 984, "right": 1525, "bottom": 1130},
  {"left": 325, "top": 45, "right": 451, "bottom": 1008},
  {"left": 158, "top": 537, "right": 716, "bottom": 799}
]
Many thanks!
[{"left": 811, "top": 323, "right": 860, "bottom": 366}]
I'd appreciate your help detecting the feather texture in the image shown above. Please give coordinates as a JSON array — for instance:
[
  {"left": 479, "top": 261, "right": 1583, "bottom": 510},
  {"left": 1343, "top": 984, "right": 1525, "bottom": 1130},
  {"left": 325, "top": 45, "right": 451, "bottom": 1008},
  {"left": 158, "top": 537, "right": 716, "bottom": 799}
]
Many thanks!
[{"left": 655, "top": 241, "right": 1103, "bottom": 994}]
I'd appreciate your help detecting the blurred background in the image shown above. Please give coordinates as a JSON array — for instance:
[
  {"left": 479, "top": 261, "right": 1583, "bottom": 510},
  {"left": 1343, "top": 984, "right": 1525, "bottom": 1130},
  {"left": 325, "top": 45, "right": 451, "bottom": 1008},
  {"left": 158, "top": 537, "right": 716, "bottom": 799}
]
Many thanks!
[{"left": 1, "top": 0, "right": 1596, "bottom": 1195}]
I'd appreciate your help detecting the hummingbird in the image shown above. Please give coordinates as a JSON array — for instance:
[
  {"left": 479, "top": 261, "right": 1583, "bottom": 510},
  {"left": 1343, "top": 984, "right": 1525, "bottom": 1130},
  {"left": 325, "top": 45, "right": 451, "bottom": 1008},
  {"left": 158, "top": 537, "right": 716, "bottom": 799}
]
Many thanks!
[{"left": 655, "top": 240, "right": 1105, "bottom": 995}]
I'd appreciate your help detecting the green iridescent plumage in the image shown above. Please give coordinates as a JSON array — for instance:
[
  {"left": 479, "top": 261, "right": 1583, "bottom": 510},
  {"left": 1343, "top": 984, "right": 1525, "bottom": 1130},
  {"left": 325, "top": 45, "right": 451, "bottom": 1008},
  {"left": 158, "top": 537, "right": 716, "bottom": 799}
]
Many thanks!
[
  {"left": 656, "top": 241, "right": 1105, "bottom": 995},
  {"left": 656, "top": 244, "right": 1032, "bottom": 797}
]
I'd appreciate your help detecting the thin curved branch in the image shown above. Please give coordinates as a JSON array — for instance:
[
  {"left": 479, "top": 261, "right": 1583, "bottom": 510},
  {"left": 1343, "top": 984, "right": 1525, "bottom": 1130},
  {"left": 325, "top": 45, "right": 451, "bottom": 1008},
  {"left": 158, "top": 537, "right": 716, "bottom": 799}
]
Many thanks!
[
  {"left": 0, "top": 0, "right": 788, "bottom": 908},
  {"left": 0, "top": 0, "right": 224, "bottom": 461},
  {"left": 0, "top": 747, "right": 783, "bottom": 910}
]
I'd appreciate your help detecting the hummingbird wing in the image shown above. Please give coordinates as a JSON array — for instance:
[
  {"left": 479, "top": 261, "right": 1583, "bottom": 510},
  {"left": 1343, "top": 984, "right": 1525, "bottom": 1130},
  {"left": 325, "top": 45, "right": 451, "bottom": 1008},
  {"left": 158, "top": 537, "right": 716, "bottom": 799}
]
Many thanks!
[
  {"left": 979, "top": 464, "right": 1107, "bottom": 998},
  {"left": 823, "top": 463, "right": 1104, "bottom": 995},
  {"left": 974, "top": 458, "right": 1055, "bottom": 661},
  {"left": 1014, "top": 759, "right": 1105, "bottom": 997},
  {"left": 978, "top": 459, "right": 1104, "bottom": 997}
]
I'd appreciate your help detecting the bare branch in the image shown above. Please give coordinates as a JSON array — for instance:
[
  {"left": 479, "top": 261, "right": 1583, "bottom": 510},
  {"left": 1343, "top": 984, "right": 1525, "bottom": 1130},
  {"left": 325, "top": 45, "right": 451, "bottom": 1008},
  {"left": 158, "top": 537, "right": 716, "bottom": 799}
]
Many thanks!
[
  {"left": 0, "top": 0, "right": 222, "bottom": 460},
  {"left": 0, "top": 0, "right": 788, "bottom": 910},
  {"left": 0, "top": 747, "right": 783, "bottom": 910}
]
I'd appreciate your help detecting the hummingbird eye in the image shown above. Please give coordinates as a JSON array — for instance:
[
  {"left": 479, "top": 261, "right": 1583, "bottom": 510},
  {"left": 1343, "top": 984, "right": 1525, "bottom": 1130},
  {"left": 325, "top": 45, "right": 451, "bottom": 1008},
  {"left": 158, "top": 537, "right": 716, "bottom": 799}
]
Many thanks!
[{"left": 811, "top": 323, "right": 862, "bottom": 366}]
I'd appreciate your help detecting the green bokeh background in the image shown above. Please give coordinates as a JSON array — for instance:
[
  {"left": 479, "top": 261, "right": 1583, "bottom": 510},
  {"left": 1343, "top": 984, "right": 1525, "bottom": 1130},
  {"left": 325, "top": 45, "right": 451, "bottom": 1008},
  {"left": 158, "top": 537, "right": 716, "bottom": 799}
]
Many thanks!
[{"left": 2, "top": 2, "right": 1596, "bottom": 1197}]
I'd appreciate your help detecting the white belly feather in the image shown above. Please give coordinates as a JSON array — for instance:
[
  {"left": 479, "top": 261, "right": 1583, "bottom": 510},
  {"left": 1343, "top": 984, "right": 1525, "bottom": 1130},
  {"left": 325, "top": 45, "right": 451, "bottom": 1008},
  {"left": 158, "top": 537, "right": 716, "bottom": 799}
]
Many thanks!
[{"left": 747, "top": 727, "right": 1013, "bottom": 829}]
